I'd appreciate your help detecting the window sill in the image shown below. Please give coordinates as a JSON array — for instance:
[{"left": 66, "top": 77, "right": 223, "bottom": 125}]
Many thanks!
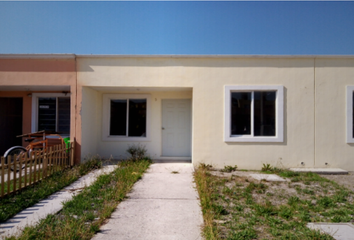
[
  {"left": 224, "top": 136, "right": 283, "bottom": 143},
  {"left": 102, "top": 136, "right": 151, "bottom": 142}
]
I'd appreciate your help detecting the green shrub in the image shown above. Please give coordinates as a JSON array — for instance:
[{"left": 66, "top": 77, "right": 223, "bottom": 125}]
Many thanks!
[{"left": 126, "top": 144, "right": 151, "bottom": 162}]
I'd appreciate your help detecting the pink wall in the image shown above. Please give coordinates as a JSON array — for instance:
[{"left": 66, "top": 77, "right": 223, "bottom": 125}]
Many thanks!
[{"left": 0, "top": 57, "right": 81, "bottom": 163}]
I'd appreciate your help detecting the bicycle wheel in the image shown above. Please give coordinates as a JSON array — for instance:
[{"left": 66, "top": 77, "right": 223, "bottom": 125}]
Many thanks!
[{"left": 4, "top": 146, "right": 27, "bottom": 171}]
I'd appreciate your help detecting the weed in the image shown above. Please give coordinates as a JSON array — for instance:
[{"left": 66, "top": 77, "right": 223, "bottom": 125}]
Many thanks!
[
  {"left": 126, "top": 143, "right": 149, "bottom": 161},
  {"left": 278, "top": 206, "right": 293, "bottom": 220},
  {"left": 220, "top": 165, "right": 237, "bottom": 173},
  {"left": 254, "top": 201, "right": 277, "bottom": 217},
  {"left": 199, "top": 163, "right": 213, "bottom": 170},
  {"left": 279, "top": 170, "right": 300, "bottom": 178},
  {"left": 318, "top": 196, "right": 336, "bottom": 208},
  {"left": 288, "top": 196, "right": 300, "bottom": 206},
  {"left": 228, "top": 228, "right": 257, "bottom": 240},
  {"left": 261, "top": 163, "right": 272, "bottom": 172},
  {"left": 194, "top": 164, "right": 220, "bottom": 239}
]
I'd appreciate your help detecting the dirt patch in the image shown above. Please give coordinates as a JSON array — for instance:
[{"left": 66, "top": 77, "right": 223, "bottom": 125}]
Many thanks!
[{"left": 322, "top": 171, "right": 354, "bottom": 192}]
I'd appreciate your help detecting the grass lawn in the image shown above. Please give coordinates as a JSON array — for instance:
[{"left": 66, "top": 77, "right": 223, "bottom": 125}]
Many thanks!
[
  {"left": 5, "top": 158, "right": 151, "bottom": 240},
  {"left": 194, "top": 164, "right": 354, "bottom": 240},
  {"left": 2, "top": 172, "right": 42, "bottom": 194},
  {"left": 0, "top": 159, "right": 102, "bottom": 222}
]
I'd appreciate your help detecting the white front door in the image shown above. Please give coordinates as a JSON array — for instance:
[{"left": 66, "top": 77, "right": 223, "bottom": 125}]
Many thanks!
[{"left": 162, "top": 99, "right": 191, "bottom": 157}]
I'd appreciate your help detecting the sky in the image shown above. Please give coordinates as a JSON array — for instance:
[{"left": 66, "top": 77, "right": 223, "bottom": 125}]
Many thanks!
[{"left": 0, "top": 1, "right": 354, "bottom": 55}]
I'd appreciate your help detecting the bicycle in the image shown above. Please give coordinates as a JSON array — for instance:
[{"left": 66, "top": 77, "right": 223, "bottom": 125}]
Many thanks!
[{"left": 3, "top": 130, "right": 65, "bottom": 171}]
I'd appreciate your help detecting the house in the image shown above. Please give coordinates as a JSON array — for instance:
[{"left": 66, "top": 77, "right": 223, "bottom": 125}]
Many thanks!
[
  {"left": 0, "top": 55, "right": 78, "bottom": 161},
  {"left": 1, "top": 54, "right": 354, "bottom": 170}
]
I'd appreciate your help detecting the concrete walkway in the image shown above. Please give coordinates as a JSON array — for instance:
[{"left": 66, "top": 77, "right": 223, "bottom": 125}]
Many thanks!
[
  {"left": 0, "top": 165, "right": 117, "bottom": 239},
  {"left": 92, "top": 163, "right": 203, "bottom": 240}
]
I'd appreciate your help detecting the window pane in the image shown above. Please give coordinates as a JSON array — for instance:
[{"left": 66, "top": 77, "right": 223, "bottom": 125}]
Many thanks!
[
  {"left": 58, "top": 98, "right": 70, "bottom": 134},
  {"left": 128, "top": 99, "right": 146, "bottom": 137},
  {"left": 38, "top": 98, "right": 56, "bottom": 132},
  {"left": 110, "top": 100, "right": 127, "bottom": 136},
  {"left": 254, "top": 91, "right": 276, "bottom": 136},
  {"left": 231, "top": 92, "right": 251, "bottom": 135}
]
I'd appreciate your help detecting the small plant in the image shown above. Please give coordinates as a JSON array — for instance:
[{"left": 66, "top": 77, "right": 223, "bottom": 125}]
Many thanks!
[
  {"left": 261, "top": 163, "right": 273, "bottom": 172},
  {"left": 79, "top": 157, "right": 102, "bottom": 175},
  {"left": 126, "top": 143, "right": 150, "bottom": 161},
  {"left": 199, "top": 163, "right": 213, "bottom": 170},
  {"left": 221, "top": 165, "right": 238, "bottom": 173}
]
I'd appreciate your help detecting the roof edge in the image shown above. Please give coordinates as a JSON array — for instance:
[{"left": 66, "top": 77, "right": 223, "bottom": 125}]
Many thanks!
[
  {"left": 76, "top": 54, "right": 354, "bottom": 59},
  {"left": 1, "top": 54, "right": 354, "bottom": 59},
  {"left": 0, "top": 54, "right": 76, "bottom": 59}
]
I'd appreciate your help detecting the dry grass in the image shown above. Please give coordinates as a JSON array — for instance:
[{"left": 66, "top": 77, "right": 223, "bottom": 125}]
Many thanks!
[{"left": 194, "top": 164, "right": 354, "bottom": 240}]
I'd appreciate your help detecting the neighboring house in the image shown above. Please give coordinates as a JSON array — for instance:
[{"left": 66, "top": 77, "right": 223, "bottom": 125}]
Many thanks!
[
  {"left": 1, "top": 54, "right": 354, "bottom": 170},
  {"left": 0, "top": 55, "right": 78, "bottom": 162}
]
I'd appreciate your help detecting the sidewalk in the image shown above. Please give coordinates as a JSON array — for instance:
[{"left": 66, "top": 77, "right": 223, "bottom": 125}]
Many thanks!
[
  {"left": 92, "top": 163, "right": 203, "bottom": 240},
  {"left": 0, "top": 165, "right": 117, "bottom": 239}
]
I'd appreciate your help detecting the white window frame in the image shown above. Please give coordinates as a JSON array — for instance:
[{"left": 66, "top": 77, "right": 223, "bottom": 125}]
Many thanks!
[
  {"left": 31, "top": 93, "right": 71, "bottom": 136},
  {"left": 224, "top": 85, "right": 284, "bottom": 142},
  {"left": 346, "top": 86, "right": 354, "bottom": 143},
  {"left": 102, "top": 94, "right": 151, "bottom": 142}
]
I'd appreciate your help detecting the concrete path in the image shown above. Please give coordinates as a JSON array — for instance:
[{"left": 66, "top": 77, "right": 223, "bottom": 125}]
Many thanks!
[
  {"left": 92, "top": 163, "right": 203, "bottom": 240},
  {"left": 307, "top": 223, "right": 354, "bottom": 240},
  {"left": 0, "top": 165, "right": 117, "bottom": 239}
]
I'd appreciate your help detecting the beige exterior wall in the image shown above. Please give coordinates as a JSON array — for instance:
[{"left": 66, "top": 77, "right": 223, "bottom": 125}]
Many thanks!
[
  {"left": 315, "top": 59, "right": 354, "bottom": 169},
  {"left": 77, "top": 56, "right": 323, "bottom": 170},
  {"left": 81, "top": 87, "right": 192, "bottom": 160}
]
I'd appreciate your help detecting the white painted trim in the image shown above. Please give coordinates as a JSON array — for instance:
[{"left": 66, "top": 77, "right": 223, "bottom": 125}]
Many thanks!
[
  {"left": 224, "top": 85, "right": 284, "bottom": 142},
  {"left": 102, "top": 94, "right": 151, "bottom": 142},
  {"left": 31, "top": 93, "right": 71, "bottom": 133},
  {"left": 156, "top": 157, "right": 191, "bottom": 161},
  {"left": 346, "top": 86, "right": 354, "bottom": 143}
]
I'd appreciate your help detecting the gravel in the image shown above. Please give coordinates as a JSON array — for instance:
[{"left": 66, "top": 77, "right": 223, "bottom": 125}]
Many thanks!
[{"left": 321, "top": 171, "right": 354, "bottom": 192}]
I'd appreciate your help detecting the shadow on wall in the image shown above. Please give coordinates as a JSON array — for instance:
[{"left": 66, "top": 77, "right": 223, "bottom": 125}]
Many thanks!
[{"left": 77, "top": 57, "right": 316, "bottom": 72}]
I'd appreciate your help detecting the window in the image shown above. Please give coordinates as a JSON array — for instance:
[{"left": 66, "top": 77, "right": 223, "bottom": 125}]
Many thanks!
[
  {"left": 32, "top": 93, "right": 71, "bottom": 135},
  {"left": 346, "top": 86, "right": 354, "bottom": 143},
  {"left": 224, "top": 86, "right": 284, "bottom": 142},
  {"left": 103, "top": 94, "right": 151, "bottom": 141}
]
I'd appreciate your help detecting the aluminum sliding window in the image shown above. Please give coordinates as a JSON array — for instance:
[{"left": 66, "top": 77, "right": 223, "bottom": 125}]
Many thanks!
[
  {"left": 231, "top": 91, "right": 276, "bottom": 137},
  {"left": 110, "top": 99, "right": 147, "bottom": 137},
  {"left": 225, "top": 86, "right": 283, "bottom": 142}
]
